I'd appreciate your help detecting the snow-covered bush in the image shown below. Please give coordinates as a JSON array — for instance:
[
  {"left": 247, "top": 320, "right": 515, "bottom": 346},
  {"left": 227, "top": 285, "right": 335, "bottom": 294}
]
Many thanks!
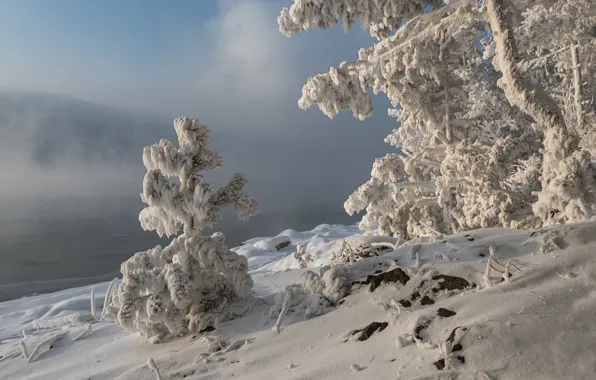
[
  {"left": 108, "top": 117, "right": 260, "bottom": 342},
  {"left": 331, "top": 239, "right": 391, "bottom": 265},
  {"left": 293, "top": 243, "right": 312, "bottom": 268},
  {"left": 278, "top": 0, "right": 596, "bottom": 238},
  {"left": 269, "top": 265, "right": 351, "bottom": 331}
]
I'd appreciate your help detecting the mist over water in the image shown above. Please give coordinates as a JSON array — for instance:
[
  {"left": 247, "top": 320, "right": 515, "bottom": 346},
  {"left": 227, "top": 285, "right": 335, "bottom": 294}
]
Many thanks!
[
  {"left": 0, "top": 91, "right": 389, "bottom": 302},
  {"left": 0, "top": 198, "right": 358, "bottom": 301}
]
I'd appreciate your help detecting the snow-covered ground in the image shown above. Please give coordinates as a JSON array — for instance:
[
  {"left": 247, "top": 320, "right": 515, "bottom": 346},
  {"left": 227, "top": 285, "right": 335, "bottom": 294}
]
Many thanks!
[{"left": 2, "top": 222, "right": 596, "bottom": 379}]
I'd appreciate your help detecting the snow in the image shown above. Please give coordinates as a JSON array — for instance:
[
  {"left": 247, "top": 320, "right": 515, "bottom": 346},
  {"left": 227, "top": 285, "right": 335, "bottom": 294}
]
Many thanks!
[
  {"left": 233, "top": 224, "right": 362, "bottom": 271},
  {"left": 4, "top": 221, "right": 596, "bottom": 379}
]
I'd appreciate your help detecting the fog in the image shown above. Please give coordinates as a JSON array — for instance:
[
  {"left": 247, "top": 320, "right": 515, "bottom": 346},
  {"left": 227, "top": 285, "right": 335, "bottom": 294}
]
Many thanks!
[
  {"left": 0, "top": 0, "right": 398, "bottom": 298},
  {"left": 0, "top": 91, "right": 393, "bottom": 212}
]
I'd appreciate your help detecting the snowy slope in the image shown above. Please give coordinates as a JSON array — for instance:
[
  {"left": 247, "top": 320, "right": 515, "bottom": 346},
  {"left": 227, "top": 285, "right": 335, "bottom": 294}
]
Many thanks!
[{"left": 2, "top": 222, "right": 596, "bottom": 379}]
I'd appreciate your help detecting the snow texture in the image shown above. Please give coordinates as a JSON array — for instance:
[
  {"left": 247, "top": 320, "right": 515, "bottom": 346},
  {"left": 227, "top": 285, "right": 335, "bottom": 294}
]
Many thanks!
[{"left": 4, "top": 222, "right": 596, "bottom": 379}]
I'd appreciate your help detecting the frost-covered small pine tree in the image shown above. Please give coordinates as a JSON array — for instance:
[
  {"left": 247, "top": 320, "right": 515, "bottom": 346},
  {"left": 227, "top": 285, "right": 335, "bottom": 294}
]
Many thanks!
[{"left": 109, "top": 117, "right": 259, "bottom": 342}]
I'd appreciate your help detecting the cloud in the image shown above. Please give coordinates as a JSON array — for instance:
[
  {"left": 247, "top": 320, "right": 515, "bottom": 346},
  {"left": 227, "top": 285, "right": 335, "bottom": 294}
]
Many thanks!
[{"left": 201, "top": 0, "right": 297, "bottom": 103}]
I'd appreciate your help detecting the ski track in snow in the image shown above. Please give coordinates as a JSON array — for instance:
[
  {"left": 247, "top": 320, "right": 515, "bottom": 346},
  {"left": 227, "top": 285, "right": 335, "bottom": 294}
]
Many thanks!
[{"left": 2, "top": 222, "right": 596, "bottom": 379}]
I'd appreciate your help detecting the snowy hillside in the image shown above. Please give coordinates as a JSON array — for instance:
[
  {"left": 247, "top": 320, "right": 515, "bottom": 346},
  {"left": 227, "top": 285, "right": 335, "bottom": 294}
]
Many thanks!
[{"left": 2, "top": 221, "right": 596, "bottom": 379}]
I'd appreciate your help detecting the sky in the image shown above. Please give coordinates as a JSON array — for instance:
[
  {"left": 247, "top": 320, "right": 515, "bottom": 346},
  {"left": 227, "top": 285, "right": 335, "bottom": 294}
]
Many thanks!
[{"left": 0, "top": 0, "right": 396, "bottom": 213}]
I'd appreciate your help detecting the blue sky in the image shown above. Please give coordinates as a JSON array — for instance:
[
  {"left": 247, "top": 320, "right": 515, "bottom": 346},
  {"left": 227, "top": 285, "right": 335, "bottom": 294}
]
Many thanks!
[
  {"left": 0, "top": 0, "right": 387, "bottom": 122},
  {"left": 1, "top": 0, "right": 215, "bottom": 74}
]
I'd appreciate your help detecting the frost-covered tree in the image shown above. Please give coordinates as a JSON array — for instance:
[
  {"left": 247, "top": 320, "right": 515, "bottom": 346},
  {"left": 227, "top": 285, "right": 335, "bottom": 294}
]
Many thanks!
[
  {"left": 277, "top": 0, "right": 596, "bottom": 238},
  {"left": 107, "top": 117, "right": 260, "bottom": 342},
  {"left": 515, "top": 0, "right": 596, "bottom": 153},
  {"left": 486, "top": 0, "right": 596, "bottom": 225}
]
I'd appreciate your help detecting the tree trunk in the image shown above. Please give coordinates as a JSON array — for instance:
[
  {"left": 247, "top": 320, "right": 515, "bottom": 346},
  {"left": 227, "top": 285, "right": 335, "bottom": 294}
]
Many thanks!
[
  {"left": 571, "top": 42, "right": 583, "bottom": 129},
  {"left": 486, "top": 0, "right": 594, "bottom": 224}
]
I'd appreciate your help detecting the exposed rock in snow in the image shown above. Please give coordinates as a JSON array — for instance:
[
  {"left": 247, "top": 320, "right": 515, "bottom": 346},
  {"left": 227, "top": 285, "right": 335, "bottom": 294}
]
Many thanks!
[
  {"left": 345, "top": 321, "right": 389, "bottom": 342},
  {"left": 359, "top": 267, "right": 411, "bottom": 292},
  {"left": 253, "top": 236, "right": 291, "bottom": 252}
]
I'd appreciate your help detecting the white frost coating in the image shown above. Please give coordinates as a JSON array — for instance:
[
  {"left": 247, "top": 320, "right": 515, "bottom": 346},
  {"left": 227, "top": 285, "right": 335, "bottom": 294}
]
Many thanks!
[
  {"left": 438, "top": 341, "right": 453, "bottom": 369},
  {"left": 27, "top": 332, "right": 67, "bottom": 363},
  {"left": 31, "top": 313, "right": 95, "bottom": 329},
  {"left": 100, "top": 277, "right": 118, "bottom": 321},
  {"left": 272, "top": 287, "right": 292, "bottom": 333},
  {"left": 139, "top": 117, "right": 259, "bottom": 237},
  {"left": 278, "top": 0, "right": 596, "bottom": 241},
  {"left": 483, "top": 251, "right": 494, "bottom": 288},
  {"left": 147, "top": 358, "right": 164, "bottom": 380},
  {"left": 73, "top": 324, "right": 93, "bottom": 341},
  {"left": 278, "top": 0, "right": 443, "bottom": 40},
  {"left": 19, "top": 341, "right": 29, "bottom": 360},
  {"left": 296, "top": 2, "right": 537, "bottom": 239},
  {"left": 109, "top": 117, "right": 260, "bottom": 342},
  {"left": 503, "top": 260, "right": 511, "bottom": 283},
  {"left": 486, "top": 0, "right": 596, "bottom": 226},
  {"left": 194, "top": 337, "right": 253, "bottom": 363},
  {"left": 293, "top": 243, "right": 312, "bottom": 268},
  {"left": 269, "top": 264, "right": 351, "bottom": 328},
  {"left": 332, "top": 239, "right": 392, "bottom": 265},
  {"left": 516, "top": 0, "right": 596, "bottom": 155},
  {"left": 318, "top": 265, "right": 351, "bottom": 304},
  {"left": 90, "top": 289, "right": 96, "bottom": 319}
]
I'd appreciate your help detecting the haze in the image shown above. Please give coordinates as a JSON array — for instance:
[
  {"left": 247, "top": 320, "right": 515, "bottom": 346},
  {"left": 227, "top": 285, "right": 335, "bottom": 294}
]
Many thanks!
[{"left": 0, "top": 0, "right": 395, "bottom": 212}]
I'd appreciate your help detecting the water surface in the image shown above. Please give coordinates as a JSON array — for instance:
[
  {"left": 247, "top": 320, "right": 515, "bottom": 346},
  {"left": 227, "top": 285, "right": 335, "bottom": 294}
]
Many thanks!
[{"left": 0, "top": 198, "right": 356, "bottom": 301}]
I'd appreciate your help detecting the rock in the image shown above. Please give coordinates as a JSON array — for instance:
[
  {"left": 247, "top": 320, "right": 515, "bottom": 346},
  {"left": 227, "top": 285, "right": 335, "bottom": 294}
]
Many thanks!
[
  {"left": 446, "top": 326, "right": 468, "bottom": 345},
  {"left": 414, "top": 318, "right": 434, "bottom": 339},
  {"left": 411, "top": 291, "right": 421, "bottom": 301},
  {"left": 420, "top": 296, "right": 435, "bottom": 305},
  {"left": 199, "top": 326, "right": 215, "bottom": 334},
  {"left": 253, "top": 236, "right": 291, "bottom": 251},
  {"left": 351, "top": 321, "right": 389, "bottom": 341},
  {"left": 276, "top": 240, "right": 291, "bottom": 250},
  {"left": 399, "top": 299, "right": 412, "bottom": 307},
  {"left": 432, "top": 275, "right": 473, "bottom": 291},
  {"left": 437, "top": 308, "right": 457, "bottom": 318},
  {"left": 365, "top": 267, "right": 411, "bottom": 292},
  {"left": 452, "top": 343, "right": 463, "bottom": 352},
  {"left": 457, "top": 356, "right": 465, "bottom": 364},
  {"left": 434, "top": 358, "right": 445, "bottom": 370}
]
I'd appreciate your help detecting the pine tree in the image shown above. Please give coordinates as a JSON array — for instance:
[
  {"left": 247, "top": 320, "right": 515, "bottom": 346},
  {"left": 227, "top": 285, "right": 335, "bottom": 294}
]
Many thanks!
[{"left": 109, "top": 117, "right": 259, "bottom": 342}]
